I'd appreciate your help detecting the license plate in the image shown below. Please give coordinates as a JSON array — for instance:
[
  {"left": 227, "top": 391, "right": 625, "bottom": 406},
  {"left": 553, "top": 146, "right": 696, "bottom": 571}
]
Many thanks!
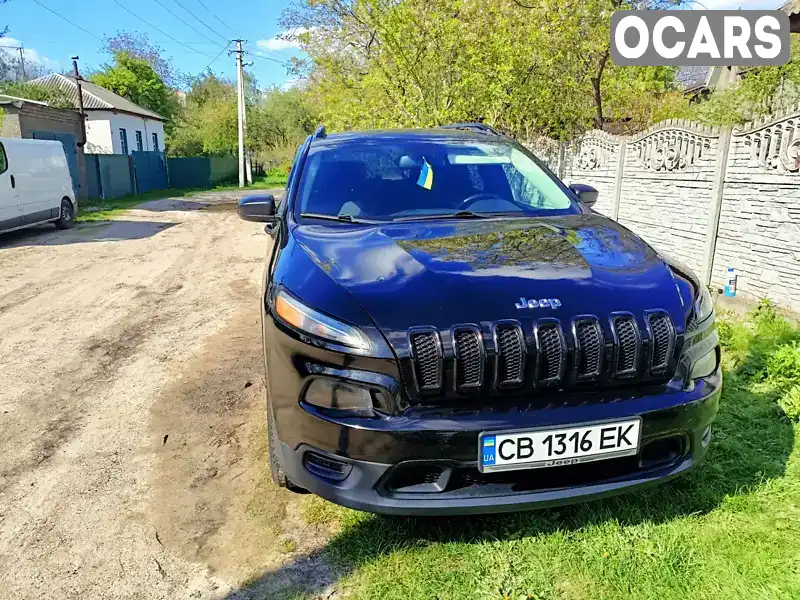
[{"left": 478, "top": 418, "right": 642, "bottom": 473}]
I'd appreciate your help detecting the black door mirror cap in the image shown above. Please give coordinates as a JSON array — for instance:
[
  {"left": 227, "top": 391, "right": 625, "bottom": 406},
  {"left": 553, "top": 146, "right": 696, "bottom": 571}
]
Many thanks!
[
  {"left": 568, "top": 183, "right": 599, "bottom": 207},
  {"left": 238, "top": 194, "right": 277, "bottom": 222}
]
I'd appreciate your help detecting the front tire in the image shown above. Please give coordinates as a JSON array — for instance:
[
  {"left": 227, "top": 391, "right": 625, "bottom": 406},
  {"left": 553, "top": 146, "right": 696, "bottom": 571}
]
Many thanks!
[{"left": 55, "top": 198, "right": 75, "bottom": 230}]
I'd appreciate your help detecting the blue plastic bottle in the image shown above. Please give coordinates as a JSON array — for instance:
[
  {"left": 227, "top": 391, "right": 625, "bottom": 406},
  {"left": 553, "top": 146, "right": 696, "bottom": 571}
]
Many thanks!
[{"left": 724, "top": 267, "right": 737, "bottom": 297}]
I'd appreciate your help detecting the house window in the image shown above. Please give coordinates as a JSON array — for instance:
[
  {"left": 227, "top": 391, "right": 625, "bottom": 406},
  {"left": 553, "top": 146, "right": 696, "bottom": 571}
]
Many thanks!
[
  {"left": 119, "top": 128, "right": 129, "bottom": 154},
  {"left": 135, "top": 130, "right": 143, "bottom": 152},
  {"left": 152, "top": 132, "right": 159, "bottom": 152}
]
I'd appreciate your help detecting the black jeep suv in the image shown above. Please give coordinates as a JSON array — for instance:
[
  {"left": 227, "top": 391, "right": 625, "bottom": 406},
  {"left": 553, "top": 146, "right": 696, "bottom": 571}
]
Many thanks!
[{"left": 238, "top": 124, "right": 720, "bottom": 516}]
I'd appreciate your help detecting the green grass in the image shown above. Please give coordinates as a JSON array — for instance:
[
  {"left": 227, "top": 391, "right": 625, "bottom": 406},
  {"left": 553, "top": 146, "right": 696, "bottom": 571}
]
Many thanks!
[
  {"left": 274, "top": 301, "right": 800, "bottom": 600},
  {"left": 76, "top": 174, "right": 288, "bottom": 222}
]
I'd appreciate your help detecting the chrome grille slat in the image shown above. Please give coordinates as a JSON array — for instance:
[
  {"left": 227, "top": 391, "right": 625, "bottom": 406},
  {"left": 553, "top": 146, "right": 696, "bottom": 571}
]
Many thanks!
[
  {"left": 407, "top": 311, "right": 674, "bottom": 397},
  {"left": 575, "top": 318, "right": 603, "bottom": 380},
  {"left": 494, "top": 323, "right": 526, "bottom": 388},
  {"left": 536, "top": 322, "right": 565, "bottom": 385},
  {"left": 454, "top": 328, "right": 484, "bottom": 391},
  {"left": 409, "top": 331, "right": 442, "bottom": 391},
  {"left": 648, "top": 312, "right": 675, "bottom": 374},
  {"left": 613, "top": 315, "right": 640, "bottom": 378}
]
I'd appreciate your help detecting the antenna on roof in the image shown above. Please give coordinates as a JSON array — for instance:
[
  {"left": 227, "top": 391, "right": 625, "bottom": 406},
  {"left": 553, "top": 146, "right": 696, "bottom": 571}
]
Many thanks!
[{"left": 313, "top": 125, "right": 326, "bottom": 139}]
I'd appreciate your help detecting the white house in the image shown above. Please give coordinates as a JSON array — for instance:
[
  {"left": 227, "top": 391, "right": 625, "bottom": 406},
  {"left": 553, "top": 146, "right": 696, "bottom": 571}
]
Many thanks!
[{"left": 29, "top": 73, "right": 167, "bottom": 155}]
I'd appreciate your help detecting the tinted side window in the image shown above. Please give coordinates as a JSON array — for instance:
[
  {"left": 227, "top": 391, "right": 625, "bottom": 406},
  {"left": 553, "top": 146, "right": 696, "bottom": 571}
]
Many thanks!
[{"left": 0, "top": 143, "right": 7, "bottom": 174}]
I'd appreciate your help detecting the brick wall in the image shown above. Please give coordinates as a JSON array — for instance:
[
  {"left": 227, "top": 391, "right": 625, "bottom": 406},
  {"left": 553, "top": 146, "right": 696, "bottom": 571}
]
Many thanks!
[{"left": 531, "top": 113, "right": 800, "bottom": 313}]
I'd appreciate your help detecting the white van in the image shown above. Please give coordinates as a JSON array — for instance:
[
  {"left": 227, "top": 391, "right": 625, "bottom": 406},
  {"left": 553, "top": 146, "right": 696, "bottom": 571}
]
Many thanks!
[{"left": 0, "top": 137, "right": 77, "bottom": 235}]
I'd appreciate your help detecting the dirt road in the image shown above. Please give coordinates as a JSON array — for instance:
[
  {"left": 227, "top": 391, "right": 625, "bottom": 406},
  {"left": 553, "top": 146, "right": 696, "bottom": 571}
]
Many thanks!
[{"left": 0, "top": 192, "right": 331, "bottom": 599}]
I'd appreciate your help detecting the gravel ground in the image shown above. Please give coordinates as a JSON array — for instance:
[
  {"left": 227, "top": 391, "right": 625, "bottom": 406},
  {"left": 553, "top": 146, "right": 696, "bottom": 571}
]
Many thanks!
[{"left": 0, "top": 191, "right": 330, "bottom": 599}]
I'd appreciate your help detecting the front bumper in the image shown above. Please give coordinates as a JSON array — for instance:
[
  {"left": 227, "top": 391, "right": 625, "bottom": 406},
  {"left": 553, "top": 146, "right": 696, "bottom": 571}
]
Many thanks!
[{"left": 274, "top": 369, "right": 721, "bottom": 516}]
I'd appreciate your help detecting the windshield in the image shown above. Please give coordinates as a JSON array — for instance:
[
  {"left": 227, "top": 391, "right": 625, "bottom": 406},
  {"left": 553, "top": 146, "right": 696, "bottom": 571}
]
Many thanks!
[{"left": 296, "top": 138, "right": 577, "bottom": 221}]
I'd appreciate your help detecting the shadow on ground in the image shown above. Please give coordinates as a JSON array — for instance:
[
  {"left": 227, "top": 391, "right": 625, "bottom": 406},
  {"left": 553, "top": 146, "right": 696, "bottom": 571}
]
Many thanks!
[
  {"left": 0, "top": 221, "right": 178, "bottom": 248},
  {"left": 223, "top": 322, "right": 797, "bottom": 599}
]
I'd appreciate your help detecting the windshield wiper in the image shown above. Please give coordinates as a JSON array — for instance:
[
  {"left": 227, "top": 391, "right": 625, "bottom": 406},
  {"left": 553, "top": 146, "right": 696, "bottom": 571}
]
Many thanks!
[
  {"left": 301, "top": 213, "right": 382, "bottom": 224},
  {"left": 393, "top": 210, "right": 494, "bottom": 222}
]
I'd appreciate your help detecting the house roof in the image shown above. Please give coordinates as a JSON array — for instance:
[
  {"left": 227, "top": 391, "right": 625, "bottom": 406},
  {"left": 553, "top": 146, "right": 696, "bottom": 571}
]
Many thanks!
[
  {"left": 29, "top": 73, "right": 167, "bottom": 121},
  {"left": 0, "top": 94, "right": 50, "bottom": 106}
]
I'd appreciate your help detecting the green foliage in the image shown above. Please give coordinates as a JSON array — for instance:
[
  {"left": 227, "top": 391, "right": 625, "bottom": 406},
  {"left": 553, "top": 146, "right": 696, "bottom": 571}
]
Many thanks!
[
  {"left": 167, "top": 73, "right": 316, "bottom": 165},
  {"left": 283, "top": 0, "right": 685, "bottom": 138},
  {"left": 690, "top": 37, "right": 800, "bottom": 126},
  {"left": 718, "top": 300, "right": 800, "bottom": 421},
  {"left": 0, "top": 80, "right": 73, "bottom": 109},
  {"left": 91, "top": 51, "right": 179, "bottom": 121}
]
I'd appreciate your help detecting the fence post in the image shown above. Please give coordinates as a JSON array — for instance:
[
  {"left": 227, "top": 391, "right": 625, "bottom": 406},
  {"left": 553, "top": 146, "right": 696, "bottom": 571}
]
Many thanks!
[
  {"left": 701, "top": 125, "right": 733, "bottom": 287},
  {"left": 611, "top": 139, "right": 626, "bottom": 221},
  {"left": 557, "top": 142, "right": 566, "bottom": 179}
]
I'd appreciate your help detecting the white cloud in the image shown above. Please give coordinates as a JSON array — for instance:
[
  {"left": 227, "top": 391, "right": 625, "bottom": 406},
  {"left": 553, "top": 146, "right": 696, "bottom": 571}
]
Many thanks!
[
  {"left": 256, "top": 28, "right": 313, "bottom": 53},
  {"left": 0, "top": 37, "right": 59, "bottom": 72}
]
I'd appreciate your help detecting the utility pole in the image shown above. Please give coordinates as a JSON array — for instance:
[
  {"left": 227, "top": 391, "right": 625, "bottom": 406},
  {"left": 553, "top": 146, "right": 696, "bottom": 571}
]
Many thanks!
[
  {"left": 17, "top": 46, "right": 26, "bottom": 80},
  {"left": 71, "top": 56, "right": 89, "bottom": 198},
  {"left": 232, "top": 40, "right": 247, "bottom": 188},
  {"left": 242, "top": 60, "right": 254, "bottom": 185}
]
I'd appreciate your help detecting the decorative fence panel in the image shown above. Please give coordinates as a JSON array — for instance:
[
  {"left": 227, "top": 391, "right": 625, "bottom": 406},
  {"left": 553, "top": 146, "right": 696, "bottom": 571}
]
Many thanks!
[{"left": 531, "top": 111, "right": 800, "bottom": 313}]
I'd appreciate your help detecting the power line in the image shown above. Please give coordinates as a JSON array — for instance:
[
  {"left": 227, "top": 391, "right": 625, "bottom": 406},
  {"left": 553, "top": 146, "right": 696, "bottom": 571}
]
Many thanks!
[
  {"left": 151, "top": 0, "right": 221, "bottom": 45},
  {"left": 202, "top": 41, "right": 231, "bottom": 72},
  {"left": 29, "top": 0, "right": 104, "bottom": 41},
  {"left": 192, "top": 0, "right": 236, "bottom": 36},
  {"left": 171, "top": 0, "right": 228, "bottom": 44},
  {"left": 110, "top": 0, "right": 215, "bottom": 59}
]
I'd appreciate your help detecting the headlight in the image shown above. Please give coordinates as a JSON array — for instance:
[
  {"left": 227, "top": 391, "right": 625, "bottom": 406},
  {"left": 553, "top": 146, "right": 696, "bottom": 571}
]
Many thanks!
[
  {"left": 274, "top": 289, "right": 370, "bottom": 350},
  {"left": 693, "top": 284, "right": 714, "bottom": 324}
]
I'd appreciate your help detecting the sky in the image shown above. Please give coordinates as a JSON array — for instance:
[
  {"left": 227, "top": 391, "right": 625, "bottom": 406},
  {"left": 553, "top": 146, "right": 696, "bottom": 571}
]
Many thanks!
[
  {"left": 1, "top": 0, "right": 302, "bottom": 88},
  {"left": 0, "top": 0, "right": 785, "bottom": 90}
]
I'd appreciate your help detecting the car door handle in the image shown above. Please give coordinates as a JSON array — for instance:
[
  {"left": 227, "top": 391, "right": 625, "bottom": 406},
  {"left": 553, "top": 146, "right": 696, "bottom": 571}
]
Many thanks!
[{"left": 10, "top": 175, "right": 14, "bottom": 189}]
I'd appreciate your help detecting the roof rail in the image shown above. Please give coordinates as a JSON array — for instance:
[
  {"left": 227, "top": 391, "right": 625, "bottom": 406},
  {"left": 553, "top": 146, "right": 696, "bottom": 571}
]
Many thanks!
[
  {"left": 439, "top": 122, "right": 501, "bottom": 136},
  {"left": 313, "top": 125, "right": 326, "bottom": 139}
]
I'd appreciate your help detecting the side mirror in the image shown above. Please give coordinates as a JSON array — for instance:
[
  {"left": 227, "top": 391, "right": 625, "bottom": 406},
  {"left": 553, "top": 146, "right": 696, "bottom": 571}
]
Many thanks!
[
  {"left": 238, "top": 194, "right": 276, "bottom": 222},
  {"left": 569, "top": 184, "right": 598, "bottom": 207}
]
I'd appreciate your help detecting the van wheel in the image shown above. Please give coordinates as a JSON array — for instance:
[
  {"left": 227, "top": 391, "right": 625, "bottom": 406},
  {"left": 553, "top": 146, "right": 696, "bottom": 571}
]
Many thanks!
[
  {"left": 55, "top": 198, "right": 75, "bottom": 230},
  {"left": 268, "top": 407, "right": 307, "bottom": 493}
]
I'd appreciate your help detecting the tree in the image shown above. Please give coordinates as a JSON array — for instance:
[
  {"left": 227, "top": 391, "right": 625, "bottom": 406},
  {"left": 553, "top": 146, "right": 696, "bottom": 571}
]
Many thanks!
[
  {"left": 0, "top": 80, "right": 73, "bottom": 108},
  {"left": 91, "top": 51, "right": 179, "bottom": 121},
  {"left": 282, "top": 0, "right": 684, "bottom": 138},
  {"left": 167, "top": 72, "right": 316, "bottom": 165},
  {"left": 102, "top": 31, "right": 183, "bottom": 88}
]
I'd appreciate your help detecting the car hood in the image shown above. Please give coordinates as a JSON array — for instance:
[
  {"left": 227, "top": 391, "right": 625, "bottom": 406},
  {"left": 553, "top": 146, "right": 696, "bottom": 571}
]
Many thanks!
[{"left": 292, "top": 214, "right": 685, "bottom": 348}]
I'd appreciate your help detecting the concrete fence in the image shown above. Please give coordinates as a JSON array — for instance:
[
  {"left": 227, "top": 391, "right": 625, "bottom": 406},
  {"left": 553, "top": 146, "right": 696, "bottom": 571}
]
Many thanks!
[{"left": 531, "top": 110, "right": 800, "bottom": 313}]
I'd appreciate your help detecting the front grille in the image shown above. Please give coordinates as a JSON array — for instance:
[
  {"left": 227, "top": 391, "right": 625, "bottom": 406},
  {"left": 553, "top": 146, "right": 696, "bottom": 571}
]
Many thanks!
[
  {"left": 613, "top": 315, "right": 640, "bottom": 378},
  {"left": 648, "top": 312, "right": 674, "bottom": 374},
  {"left": 453, "top": 328, "right": 483, "bottom": 391},
  {"left": 494, "top": 323, "right": 525, "bottom": 388},
  {"left": 575, "top": 318, "right": 603, "bottom": 380},
  {"left": 406, "top": 311, "right": 676, "bottom": 399},
  {"left": 536, "top": 323, "right": 565, "bottom": 385},
  {"left": 409, "top": 330, "right": 442, "bottom": 392}
]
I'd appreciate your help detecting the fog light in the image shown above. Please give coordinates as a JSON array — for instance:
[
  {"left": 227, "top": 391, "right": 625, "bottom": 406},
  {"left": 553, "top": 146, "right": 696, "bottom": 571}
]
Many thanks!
[
  {"left": 304, "top": 379, "right": 374, "bottom": 410},
  {"left": 690, "top": 348, "right": 717, "bottom": 380}
]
